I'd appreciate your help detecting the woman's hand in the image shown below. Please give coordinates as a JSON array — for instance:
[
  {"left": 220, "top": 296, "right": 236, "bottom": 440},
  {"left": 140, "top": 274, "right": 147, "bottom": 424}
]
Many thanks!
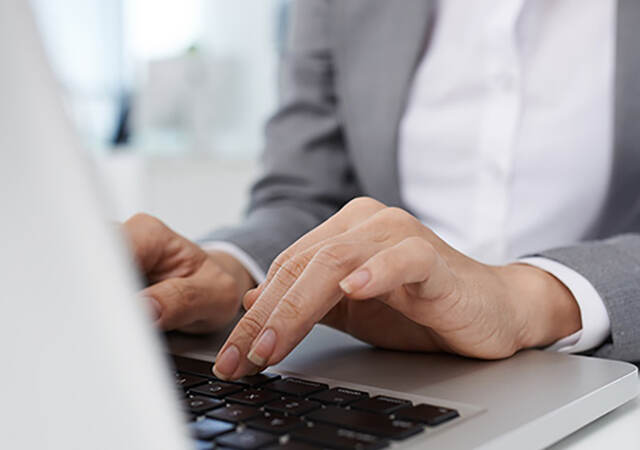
[
  {"left": 123, "top": 213, "right": 254, "bottom": 333},
  {"left": 212, "top": 197, "right": 582, "bottom": 380}
]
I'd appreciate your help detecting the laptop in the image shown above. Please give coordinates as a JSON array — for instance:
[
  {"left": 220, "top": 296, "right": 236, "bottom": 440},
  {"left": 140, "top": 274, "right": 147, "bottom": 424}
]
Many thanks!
[{"left": 1, "top": 1, "right": 637, "bottom": 449}]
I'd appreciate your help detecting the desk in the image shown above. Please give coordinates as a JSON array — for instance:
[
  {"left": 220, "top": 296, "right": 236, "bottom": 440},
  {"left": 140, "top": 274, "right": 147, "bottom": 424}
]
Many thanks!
[{"left": 168, "top": 328, "right": 640, "bottom": 449}]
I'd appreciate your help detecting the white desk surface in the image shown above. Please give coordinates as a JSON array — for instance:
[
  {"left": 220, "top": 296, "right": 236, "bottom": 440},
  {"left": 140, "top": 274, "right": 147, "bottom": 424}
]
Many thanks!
[{"left": 551, "top": 379, "right": 640, "bottom": 449}]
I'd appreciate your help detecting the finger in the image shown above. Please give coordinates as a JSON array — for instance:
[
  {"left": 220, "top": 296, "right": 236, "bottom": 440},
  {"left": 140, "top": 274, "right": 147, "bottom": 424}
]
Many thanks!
[
  {"left": 142, "top": 259, "right": 239, "bottom": 331},
  {"left": 213, "top": 201, "right": 392, "bottom": 380},
  {"left": 216, "top": 240, "right": 381, "bottom": 380},
  {"left": 261, "top": 197, "right": 386, "bottom": 287},
  {"left": 221, "top": 227, "right": 382, "bottom": 379},
  {"left": 242, "top": 285, "right": 263, "bottom": 311},
  {"left": 217, "top": 249, "right": 316, "bottom": 379},
  {"left": 233, "top": 200, "right": 387, "bottom": 356},
  {"left": 338, "top": 237, "right": 457, "bottom": 315}
]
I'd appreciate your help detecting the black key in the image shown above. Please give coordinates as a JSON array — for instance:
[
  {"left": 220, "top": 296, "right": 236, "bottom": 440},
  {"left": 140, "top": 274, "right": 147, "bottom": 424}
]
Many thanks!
[
  {"left": 184, "top": 395, "right": 225, "bottom": 414},
  {"left": 292, "top": 423, "right": 388, "bottom": 450},
  {"left": 247, "top": 414, "right": 305, "bottom": 434},
  {"left": 206, "top": 404, "right": 262, "bottom": 423},
  {"left": 263, "top": 441, "right": 319, "bottom": 450},
  {"left": 194, "top": 440, "right": 215, "bottom": 450},
  {"left": 190, "top": 381, "right": 243, "bottom": 399},
  {"left": 171, "top": 355, "right": 215, "bottom": 378},
  {"left": 265, "top": 398, "right": 321, "bottom": 416},
  {"left": 175, "top": 373, "right": 208, "bottom": 390},
  {"left": 189, "top": 418, "right": 235, "bottom": 440},
  {"left": 227, "top": 389, "right": 280, "bottom": 407},
  {"left": 265, "top": 378, "right": 328, "bottom": 397},
  {"left": 309, "top": 387, "right": 368, "bottom": 406},
  {"left": 215, "top": 429, "right": 278, "bottom": 449},
  {"left": 394, "top": 403, "right": 459, "bottom": 426},
  {"left": 307, "top": 406, "right": 423, "bottom": 440},
  {"left": 350, "top": 395, "right": 411, "bottom": 415},
  {"left": 231, "top": 372, "right": 281, "bottom": 388}
]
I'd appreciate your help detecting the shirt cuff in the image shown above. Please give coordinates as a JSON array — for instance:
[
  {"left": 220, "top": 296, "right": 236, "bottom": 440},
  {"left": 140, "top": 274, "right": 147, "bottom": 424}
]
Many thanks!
[
  {"left": 201, "top": 241, "right": 267, "bottom": 284},
  {"left": 518, "top": 256, "right": 611, "bottom": 353}
]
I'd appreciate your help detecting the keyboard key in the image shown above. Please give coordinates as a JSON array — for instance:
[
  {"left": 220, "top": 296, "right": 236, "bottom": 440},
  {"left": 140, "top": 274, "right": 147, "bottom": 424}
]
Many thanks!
[
  {"left": 206, "top": 404, "right": 262, "bottom": 423},
  {"left": 309, "top": 387, "right": 368, "bottom": 406},
  {"left": 189, "top": 418, "right": 235, "bottom": 440},
  {"left": 247, "top": 414, "right": 305, "bottom": 434},
  {"left": 350, "top": 395, "right": 411, "bottom": 415},
  {"left": 226, "top": 389, "right": 280, "bottom": 407},
  {"left": 175, "top": 373, "right": 208, "bottom": 390},
  {"left": 215, "top": 429, "right": 278, "bottom": 449},
  {"left": 394, "top": 404, "right": 459, "bottom": 426},
  {"left": 307, "top": 406, "right": 423, "bottom": 440},
  {"left": 190, "top": 381, "right": 243, "bottom": 399},
  {"left": 265, "top": 398, "right": 321, "bottom": 416},
  {"left": 265, "top": 378, "right": 328, "bottom": 397},
  {"left": 263, "top": 442, "right": 319, "bottom": 450},
  {"left": 184, "top": 395, "right": 224, "bottom": 414},
  {"left": 292, "top": 423, "right": 388, "bottom": 450},
  {"left": 194, "top": 440, "right": 215, "bottom": 450},
  {"left": 230, "top": 372, "right": 281, "bottom": 388},
  {"left": 171, "top": 355, "right": 215, "bottom": 378}
]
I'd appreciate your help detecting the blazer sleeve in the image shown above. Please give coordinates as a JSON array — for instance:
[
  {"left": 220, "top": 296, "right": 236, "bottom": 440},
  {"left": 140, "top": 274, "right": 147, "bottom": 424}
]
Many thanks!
[
  {"left": 200, "top": 0, "right": 360, "bottom": 271},
  {"left": 535, "top": 233, "right": 640, "bottom": 362}
]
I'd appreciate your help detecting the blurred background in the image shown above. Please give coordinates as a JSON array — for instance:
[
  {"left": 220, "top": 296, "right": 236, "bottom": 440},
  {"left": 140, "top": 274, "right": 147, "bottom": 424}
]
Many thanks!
[{"left": 30, "top": 0, "right": 290, "bottom": 238}]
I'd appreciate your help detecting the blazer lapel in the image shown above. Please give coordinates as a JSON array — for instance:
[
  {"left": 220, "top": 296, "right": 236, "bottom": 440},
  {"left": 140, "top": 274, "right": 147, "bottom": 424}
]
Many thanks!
[{"left": 336, "top": 0, "right": 436, "bottom": 207}]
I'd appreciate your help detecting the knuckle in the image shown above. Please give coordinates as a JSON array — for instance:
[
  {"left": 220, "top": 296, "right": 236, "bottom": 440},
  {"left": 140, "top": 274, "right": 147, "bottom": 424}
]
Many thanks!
[
  {"left": 267, "top": 248, "right": 297, "bottom": 282},
  {"left": 238, "top": 311, "right": 266, "bottom": 340},
  {"left": 343, "top": 197, "right": 386, "bottom": 216},
  {"left": 164, "top": 279, "right": 196, "bottom": 308},
  {"left": 277, "top": 294, "right": 306, "bottom": 322},
  {"left": 127, "top": 212, "right": 163, "bottom": 230},
  {"left": 278, "top": 255, "right": 310, "bottom": 282},
  {"left": 411, "top": 238, "right": 437, "bottom": 268},
  {"left": 408, "top": 236, "right": 434, "bottom": 253},
  {"left": 217, "top": 271, "right": 239, "bottom": 301},
  {"left": 313, "top": 243, "right": 352, "bottom": 270},
  {"left": 381, "top": 206, "right": 413, "bottom": 223},
  {"left": 367, "top": 207, "right": 419, "bottom": 240},
  {"left": 270, "top": 249, "right": 291, "bottom": 274}
]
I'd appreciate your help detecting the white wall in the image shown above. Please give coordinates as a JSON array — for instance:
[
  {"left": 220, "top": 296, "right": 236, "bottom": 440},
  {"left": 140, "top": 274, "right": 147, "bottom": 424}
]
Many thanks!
[{"left": 97, "top": 155, "right": 259, "bottom": 239}]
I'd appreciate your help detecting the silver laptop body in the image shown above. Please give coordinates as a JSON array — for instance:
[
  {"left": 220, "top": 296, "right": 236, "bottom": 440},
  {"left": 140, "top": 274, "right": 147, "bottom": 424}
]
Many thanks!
[{"left": 1, "top": 1, "right": 637, "bottom": 449}]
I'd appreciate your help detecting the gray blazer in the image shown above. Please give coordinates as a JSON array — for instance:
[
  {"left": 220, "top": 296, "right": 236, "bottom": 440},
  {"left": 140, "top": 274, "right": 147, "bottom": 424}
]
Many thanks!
[{"left": 204, "top": 0, "right": 640, "bottom": 362}]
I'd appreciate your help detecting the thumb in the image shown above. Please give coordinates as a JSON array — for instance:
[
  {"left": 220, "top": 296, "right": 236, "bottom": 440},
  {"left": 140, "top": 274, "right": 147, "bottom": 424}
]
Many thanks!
[
  {"left": 122, "top": 213, "right": 171, "bottom": 274},
  {"left": 141, "top": 260, "right": 240, "bottom": 332},
  {"left": 141, "top": 277, "right": 199, "bottom": 331}
]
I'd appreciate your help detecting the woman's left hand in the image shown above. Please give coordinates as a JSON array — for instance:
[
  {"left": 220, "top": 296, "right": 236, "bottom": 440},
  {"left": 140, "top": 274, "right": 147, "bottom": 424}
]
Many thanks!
[{"left": 212, "top": 197, "right": 581, "bottom": 380}]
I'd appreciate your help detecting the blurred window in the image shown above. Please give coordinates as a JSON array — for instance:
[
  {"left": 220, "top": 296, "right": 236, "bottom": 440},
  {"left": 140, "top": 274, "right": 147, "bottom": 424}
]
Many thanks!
[{"left": 31, "top": 0, "right": 289, "bottom": 158}]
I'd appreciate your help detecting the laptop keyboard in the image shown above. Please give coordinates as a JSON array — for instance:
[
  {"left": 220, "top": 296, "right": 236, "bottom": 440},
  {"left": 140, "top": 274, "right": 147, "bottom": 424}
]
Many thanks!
[{"left": 172, "top": 355, "right": 459, "bottom": 450}]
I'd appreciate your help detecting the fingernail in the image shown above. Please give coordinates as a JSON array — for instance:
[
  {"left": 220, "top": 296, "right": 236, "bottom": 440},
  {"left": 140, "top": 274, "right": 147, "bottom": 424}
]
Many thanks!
[
  {"left": 339, "top": 269, "right": 371, "bottom": 294},
  {"left": 247, "top": 328, "right": 276, "bottom": 366},
  {"left": 213, "top": 344, "right": 240, "bottom": 380},
  {"left": 143, "top": 296, "right": 161, "bottom": 320}
]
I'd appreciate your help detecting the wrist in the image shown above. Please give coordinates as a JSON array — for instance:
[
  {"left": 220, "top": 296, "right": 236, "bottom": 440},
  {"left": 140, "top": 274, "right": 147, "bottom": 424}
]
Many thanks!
[
  {"left": 498, "top": 263, "right": 582, "bottom": 351},
  {"left": 207, "top": 250, "right": 256, "bottom": 298}
]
